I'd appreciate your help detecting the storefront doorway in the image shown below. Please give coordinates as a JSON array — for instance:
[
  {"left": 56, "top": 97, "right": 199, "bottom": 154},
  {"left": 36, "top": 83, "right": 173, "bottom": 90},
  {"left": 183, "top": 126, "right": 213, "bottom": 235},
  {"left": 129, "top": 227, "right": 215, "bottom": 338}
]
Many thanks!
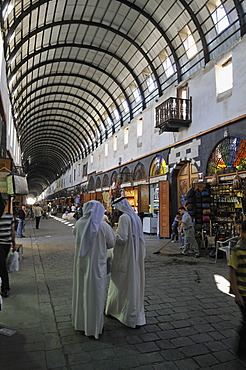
[{"left": 177, "top": 162, "right": 198, "bottom": 207}]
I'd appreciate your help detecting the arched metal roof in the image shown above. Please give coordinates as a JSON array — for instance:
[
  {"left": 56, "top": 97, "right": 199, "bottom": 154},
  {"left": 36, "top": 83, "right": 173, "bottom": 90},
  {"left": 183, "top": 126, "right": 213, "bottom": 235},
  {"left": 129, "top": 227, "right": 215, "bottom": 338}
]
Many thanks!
[{"left": 0, "top": 0, "right": 245, "bottom": 195}]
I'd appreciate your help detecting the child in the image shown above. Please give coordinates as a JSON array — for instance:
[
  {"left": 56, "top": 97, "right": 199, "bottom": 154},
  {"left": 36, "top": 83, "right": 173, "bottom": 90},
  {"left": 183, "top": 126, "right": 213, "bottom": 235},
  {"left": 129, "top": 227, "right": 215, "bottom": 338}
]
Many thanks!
[
  {"left": 228, "top": 220, "right": 246, "bottom": 359},
  {"left": 171, "top": 213, "right": 180, "bottom": 242}
]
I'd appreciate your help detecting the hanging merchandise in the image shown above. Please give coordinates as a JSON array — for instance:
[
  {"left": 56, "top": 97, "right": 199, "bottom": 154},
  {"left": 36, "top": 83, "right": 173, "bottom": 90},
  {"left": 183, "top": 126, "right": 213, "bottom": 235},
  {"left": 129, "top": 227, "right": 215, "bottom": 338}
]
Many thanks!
[
  {"left": 201, "top": 185, "right": 211, "bottom": 234},
  {"left": 185, "top": 186, "right": 196, "bottom": 217},
  {"left": 7, "top": 174, "right": 29, "bottom": 195},
  {"left": 194, "top": 189, "right": 203, "bottom": 231}
]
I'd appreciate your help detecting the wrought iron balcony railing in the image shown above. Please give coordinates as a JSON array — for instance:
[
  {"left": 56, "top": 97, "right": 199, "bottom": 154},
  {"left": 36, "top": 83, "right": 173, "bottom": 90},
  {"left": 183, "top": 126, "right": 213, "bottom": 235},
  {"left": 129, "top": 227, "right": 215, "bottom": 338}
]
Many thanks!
[{"left": 155, "top": 97, "right": 192, "bottom": 132}]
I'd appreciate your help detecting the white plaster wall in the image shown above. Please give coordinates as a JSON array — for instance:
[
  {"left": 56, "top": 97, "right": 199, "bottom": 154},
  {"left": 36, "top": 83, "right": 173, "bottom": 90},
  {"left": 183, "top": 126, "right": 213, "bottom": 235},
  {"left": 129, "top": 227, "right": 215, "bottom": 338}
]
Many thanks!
[
  {"left": 0, "top": 32, "right": 21, "bottom": 166},
  {"left": 42, "top": 35, "right": 246, "bottom": 196}
]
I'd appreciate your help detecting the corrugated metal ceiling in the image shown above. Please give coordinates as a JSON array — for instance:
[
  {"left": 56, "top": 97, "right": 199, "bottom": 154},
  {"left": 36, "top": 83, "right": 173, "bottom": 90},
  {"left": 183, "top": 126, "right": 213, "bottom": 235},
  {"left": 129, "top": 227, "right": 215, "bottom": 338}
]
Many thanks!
[{"left": 0, "top": 0, "right": 245, "bottom": 194}]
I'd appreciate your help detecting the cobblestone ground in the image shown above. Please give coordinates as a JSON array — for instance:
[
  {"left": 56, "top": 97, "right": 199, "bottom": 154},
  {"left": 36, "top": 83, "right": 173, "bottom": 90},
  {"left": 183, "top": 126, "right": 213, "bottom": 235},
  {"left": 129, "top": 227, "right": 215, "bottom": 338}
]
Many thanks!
[{"left": 0, "top": 216, "right": 245, "bottom": 369}]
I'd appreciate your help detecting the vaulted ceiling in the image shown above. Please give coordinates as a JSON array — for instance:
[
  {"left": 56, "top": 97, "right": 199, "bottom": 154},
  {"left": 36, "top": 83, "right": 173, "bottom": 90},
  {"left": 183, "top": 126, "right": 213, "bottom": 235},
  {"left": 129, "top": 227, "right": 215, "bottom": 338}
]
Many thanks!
[{"left": 0, "top": 0, "right": 245, "bottom": 195}]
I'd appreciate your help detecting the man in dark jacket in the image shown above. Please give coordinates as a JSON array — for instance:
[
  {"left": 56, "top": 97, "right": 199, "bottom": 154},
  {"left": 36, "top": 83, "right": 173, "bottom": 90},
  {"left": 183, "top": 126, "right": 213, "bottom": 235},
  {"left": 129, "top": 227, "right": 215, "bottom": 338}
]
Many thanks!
[{"left": 16, "top": 205, "right": 27, "bottom": 238}]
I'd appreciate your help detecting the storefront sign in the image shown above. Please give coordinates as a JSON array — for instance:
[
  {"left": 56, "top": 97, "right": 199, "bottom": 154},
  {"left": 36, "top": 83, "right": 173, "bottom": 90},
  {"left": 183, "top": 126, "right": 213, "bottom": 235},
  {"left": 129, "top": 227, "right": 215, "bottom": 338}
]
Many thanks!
[
  {"left": 120, "top": 182, "right": 132, "bottom": 188},
  {"left": 149, "top": 175, "right": 167, "bottom": 184},
  {"left": 133, "top": 179, "right": 148, "bottom": 186}
]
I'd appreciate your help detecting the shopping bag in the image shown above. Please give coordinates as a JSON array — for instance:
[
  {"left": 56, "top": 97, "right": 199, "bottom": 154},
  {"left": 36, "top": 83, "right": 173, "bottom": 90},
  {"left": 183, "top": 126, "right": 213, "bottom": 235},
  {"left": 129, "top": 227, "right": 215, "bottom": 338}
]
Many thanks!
[{"left": 7, "top": 251, "right": 19, "bottom": 272}]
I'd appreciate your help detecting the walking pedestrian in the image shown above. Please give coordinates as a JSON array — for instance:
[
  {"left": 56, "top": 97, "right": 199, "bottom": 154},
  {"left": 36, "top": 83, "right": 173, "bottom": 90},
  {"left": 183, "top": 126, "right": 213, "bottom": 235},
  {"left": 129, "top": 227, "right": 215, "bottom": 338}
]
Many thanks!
[
  {"left": 106, "top": 197, "right": 146, "bottom": 328},
  {"left": 178, "top": 206, "right": 200, "bottom": 257},
  {"left": 42, "top": 204, "right": 48, "bottom": 219},
  {"left": 72, "top": 200, "right": 115, "bottom": 339},
  {"left": 33, "top": 203, "right": 43, "bottom": 229},
  {"left": 228, "top": 220, "right": 246, "bottom": 359}
]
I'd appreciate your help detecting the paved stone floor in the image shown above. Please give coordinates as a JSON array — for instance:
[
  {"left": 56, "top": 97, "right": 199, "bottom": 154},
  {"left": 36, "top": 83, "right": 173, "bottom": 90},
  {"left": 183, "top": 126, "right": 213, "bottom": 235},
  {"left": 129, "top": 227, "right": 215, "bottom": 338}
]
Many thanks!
[{"left": 0, "top": 216, "right": 245, "bottom": 370}]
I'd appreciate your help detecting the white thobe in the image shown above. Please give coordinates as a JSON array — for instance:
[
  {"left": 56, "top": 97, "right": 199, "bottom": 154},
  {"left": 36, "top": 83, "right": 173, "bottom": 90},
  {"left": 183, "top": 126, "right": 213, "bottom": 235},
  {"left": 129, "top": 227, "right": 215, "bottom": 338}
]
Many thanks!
[
  {"left": 72, "top": 221, "right": 115, "bottom": 339},
  {"left": 106, "top": 213, "right": 146, "bottom": 328}
]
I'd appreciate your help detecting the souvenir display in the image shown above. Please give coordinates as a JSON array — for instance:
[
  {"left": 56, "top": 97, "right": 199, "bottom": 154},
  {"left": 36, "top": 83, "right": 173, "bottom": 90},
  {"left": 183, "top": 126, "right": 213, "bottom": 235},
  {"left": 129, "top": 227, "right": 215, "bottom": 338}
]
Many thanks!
[{"left": 210, "top": 183, "right": 244, "bottom": 238}]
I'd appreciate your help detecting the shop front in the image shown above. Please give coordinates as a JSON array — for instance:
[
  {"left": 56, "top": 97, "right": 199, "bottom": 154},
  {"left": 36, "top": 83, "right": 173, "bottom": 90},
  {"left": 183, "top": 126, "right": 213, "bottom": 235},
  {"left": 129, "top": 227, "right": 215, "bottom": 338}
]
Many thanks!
[
  {"left": 0, "top": 157, "right": 29, "bottom": 214},
  {"left": 205, "top": 136, "right": 246, "bottom": 239},
  {"left": 183, "top": 136, "right": 246, "bottom": 244},
  {"left": 145, "top": 155, "right": 170, "bottom": 238},
  {"left": 177, "top": 161, "right": 199, "bottom": 207}
]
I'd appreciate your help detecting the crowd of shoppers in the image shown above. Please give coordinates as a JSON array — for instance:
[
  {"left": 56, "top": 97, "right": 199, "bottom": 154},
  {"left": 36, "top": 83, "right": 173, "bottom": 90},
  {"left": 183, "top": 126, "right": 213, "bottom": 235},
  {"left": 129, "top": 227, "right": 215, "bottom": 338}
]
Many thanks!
[{"left": 1, "top": 191, "right": 245, "bottom": 364}]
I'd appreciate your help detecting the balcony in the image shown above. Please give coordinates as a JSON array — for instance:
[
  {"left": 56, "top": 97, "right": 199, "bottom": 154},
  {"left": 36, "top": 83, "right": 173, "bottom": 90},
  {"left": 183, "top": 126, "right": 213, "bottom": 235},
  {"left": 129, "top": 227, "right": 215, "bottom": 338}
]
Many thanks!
[{"left": 155, "top": 97, "right": 192, "bottom": 132}]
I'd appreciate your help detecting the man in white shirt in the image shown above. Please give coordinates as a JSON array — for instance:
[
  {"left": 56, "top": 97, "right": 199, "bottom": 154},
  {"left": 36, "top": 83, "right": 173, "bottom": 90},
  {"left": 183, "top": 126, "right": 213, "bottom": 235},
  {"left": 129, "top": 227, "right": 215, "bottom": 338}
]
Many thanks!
[
  {"left": 179, "top": 206, "right": 200, "bottom": 258},
  {"left": 33, "top": 204, "right": 43, "bottom": 229}
]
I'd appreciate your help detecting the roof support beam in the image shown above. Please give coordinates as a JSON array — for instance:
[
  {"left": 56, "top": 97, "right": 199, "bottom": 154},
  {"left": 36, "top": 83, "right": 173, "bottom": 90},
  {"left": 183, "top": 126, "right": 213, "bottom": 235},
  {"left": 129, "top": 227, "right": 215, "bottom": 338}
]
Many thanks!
[
  {"left": 116, "top": 0, "right": 182, "bottom": 81},
  {"left": 232, "top": 0, "right": 246, "bottom": 36},
  {"left": 6, "top": 20, "right": 161, "bottom": 97},
  {"left": 8, "top": 43, "right": 144, "bottom": 116},
  {"left": 18, "top": 106, "right": 95, "bottom": 146},
  {"left": 20, "top": 121, "right": 86, "bottom": 155},
  {"left": 23, "top": 137, "right": 77, "bottom": 164}
]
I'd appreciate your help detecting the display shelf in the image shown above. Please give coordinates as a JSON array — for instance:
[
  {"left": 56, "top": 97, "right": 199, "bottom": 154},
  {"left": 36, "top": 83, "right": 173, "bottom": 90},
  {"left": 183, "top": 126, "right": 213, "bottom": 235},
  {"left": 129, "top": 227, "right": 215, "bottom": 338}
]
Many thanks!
[{"left": 210, "top": 183, "right": 243, "bottom": 238}]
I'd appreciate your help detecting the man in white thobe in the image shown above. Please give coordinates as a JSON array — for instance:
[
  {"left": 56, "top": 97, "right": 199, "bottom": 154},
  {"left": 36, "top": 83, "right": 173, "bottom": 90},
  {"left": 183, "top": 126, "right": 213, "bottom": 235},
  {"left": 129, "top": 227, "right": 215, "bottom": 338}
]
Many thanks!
[
  {"left": 105, "top": 197, "right": 146, "bottom": 328},
  {"left": 72, "top": 200, "right": 115, "bottom": 339}
]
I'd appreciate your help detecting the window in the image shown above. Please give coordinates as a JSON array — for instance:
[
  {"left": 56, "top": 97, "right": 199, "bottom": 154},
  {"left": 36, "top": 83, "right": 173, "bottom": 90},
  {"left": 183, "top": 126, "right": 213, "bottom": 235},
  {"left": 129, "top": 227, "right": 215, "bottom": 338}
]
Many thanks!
[
  {"left": 180, "top": 26, "right": 198, "bottom": 59},
  {"left": 78, "top": 163, "right": 81, "bottom": 177},
  {"left": 133, "top": 88, "right": 141, "bottom": 103},
  {"left": 10, "top": 124, "right": 14, "bottom": 147},
  {"left": 2, "top": 0, "right": 14, "bottom": 20},
  {"left": 107, "top": 116, "right": 113, "bottom": 127},
  {"left": 105, "top": 142, "right": 108, "bottom": 157},
  {"left": 91, "top": 154, "right": 93, "bottom": 164},
  {"left": 130, "top": 82, "right": 141, "bottom": 103},
  {"left": 113, "top": 108, "right": 120, "bottom": 121},
  {"left": 163, "top": 56, "right": 175, "bottom": 78},
  {"left": 124, "top": 128, "right": 129, "bottom": 146},
  {"left": 137, "top": 119, "right": 142, "bottom": 137},
  {"left": 83, "top": 163, "right": 88, "bottom": 177},
  {"left": 147, "top": 75, "right": 156, "bottom": 92},
  {"left": 150, "top": 156, "right": 167, "bottom": 176},
  {"left": 215, "top": 56, "right": 233, "bottom": 94},
  {"left": 159, "top": 49, "right": 175, "bottom": 78},
  {"left": 113, "top": 136, "right": 117, "bottom": 151},
  {"left": 177, "top": 85, "right": 188, "bottom": 100},
  {"left": 207, "top": 137, "right": 246, "bottom": 175},
  {"left": 70, "top": 174, "right": 72, "bottom": 183},
  {"left": 207, "top": 1, "right": 230, "bottom": 34},
  {"left": 73, "top": 169, "right": 76, "bottom": 181},
  {"left": 142, "top": 67, "right": 156, "bottom": 93},
  {"left": 122, "top": 99, "right": 129, "bottom": 112}
]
